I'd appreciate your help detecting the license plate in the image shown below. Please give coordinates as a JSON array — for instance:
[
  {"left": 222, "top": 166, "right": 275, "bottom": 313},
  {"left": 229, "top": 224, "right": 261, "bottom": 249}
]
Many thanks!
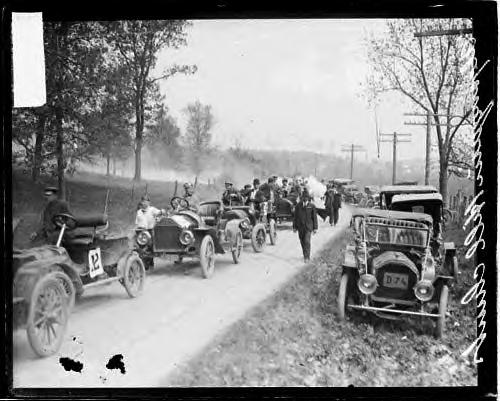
[
  {"left": 383, "top": 272, "right": 408, "bottom": 289},
  {"left": 88, "top": 248, "right": 104, "bottom": 278}
]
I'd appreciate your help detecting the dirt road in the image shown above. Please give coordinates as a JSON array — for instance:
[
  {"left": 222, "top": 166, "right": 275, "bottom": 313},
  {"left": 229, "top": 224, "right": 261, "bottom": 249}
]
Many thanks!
[{"left": 13, "top": 210, "right": 351, "bottom": 387}]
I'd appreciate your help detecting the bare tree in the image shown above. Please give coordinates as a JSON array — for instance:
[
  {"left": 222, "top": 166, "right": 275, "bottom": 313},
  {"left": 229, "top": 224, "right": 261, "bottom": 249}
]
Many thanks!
[
  {"left": 183, "top": 100, "right": 215, "bottom": 175},
  {"left": 365, "top": 18, "right": 474, "bottom": 205}
]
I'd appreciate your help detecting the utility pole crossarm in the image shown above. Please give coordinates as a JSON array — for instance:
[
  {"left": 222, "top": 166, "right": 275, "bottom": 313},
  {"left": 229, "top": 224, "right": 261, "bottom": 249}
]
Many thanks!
[{"left": 341, "top": 143, "right": 365, "bottom": 180}]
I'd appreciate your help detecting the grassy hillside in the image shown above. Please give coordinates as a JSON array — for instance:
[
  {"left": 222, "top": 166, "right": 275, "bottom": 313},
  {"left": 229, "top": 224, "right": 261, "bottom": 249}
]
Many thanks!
[{"left": 11, "top": 169, "right": 221, "bottom": 249}]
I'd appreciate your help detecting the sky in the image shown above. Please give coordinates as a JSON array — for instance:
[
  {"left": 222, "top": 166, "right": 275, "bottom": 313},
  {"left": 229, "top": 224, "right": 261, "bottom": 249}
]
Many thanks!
[{"left": 155, "top": 19, "right": 433, "bottom": 163}]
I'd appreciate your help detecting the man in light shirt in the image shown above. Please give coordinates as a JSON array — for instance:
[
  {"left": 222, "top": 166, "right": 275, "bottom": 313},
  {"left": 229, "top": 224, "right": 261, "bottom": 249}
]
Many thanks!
[{"left": 135, "top": 195, "right": 163, "bottom": 229}]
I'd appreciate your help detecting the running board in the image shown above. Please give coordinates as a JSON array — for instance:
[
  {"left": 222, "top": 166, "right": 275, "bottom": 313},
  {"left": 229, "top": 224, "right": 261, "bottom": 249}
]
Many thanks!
[
  {"left": 348, "top": 304, "right": 440, "bottom": 318},
  {"left": 83, "top": 276, "right": 121, "bottom": 289}
]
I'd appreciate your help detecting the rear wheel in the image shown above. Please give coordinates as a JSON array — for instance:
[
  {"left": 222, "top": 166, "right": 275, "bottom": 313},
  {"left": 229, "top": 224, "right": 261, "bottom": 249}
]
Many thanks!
[
  {"left": 251, "top": 224, "right": 267, "bottom": 253},
  {"left": 27, "top": 273, "right": 69, "bottom": 357},
  {"left": 231, "top": 230, "right": 243, "bottom": 264},
  {"left": 269, "top": 219, "right": 277, "bottom": 245},
  {"left": 123, "top": 254, "right": 145, "bottom": 298},
  {"left": 337, "top": 273, "right": 349, "bottom": 321},
  {"left": 435, "top": 284, "right": 449, "bottom": 339},
  {"left": 200, "top": 235, "right": 216, "bottom": 278}
]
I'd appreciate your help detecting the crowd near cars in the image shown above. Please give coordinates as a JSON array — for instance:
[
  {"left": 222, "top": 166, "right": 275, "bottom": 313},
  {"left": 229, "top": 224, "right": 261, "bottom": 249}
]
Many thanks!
[{"left": 12, "top": 175, "right": 457, "bottom": 358}]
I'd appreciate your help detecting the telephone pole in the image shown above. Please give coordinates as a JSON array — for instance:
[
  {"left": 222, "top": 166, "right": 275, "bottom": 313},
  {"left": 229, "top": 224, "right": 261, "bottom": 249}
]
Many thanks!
[
  {"left": 404, "top": 111, "right": 472, "bottom": 185},
  {"left": 379, "top": 132, "right": 411, "bottom": 185},
  {"left": 341, "top": 144, "right": 365, "bottom": 180}
]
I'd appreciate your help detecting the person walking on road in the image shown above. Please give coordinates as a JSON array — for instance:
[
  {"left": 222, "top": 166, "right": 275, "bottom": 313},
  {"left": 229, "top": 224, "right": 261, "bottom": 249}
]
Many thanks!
[
  {"left": 332, "top": 186, "right": 342, "bottom": 226},
  {"left": 293, "top": 191, "right": 318, "bottom": 263},
  {"left": 324, "top": 183, "right": 336, "bottom": 226}
]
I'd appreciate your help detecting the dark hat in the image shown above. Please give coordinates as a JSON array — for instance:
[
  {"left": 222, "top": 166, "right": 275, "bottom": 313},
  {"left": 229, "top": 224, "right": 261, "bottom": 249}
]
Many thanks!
[
  {"left": 183, "top": 182, "right": 191, "bottom": 188},
  {"left": 44, "top": 186, "right": 58, "bottom": 196},
  {"left": 225, "top": 181, "right": 233, "bottom": 185},
  {"left": 244, "top": 184, "right": 252, "bottom": 189},
  {"left": 253, "top": 178, "right": 260, "bottom": 185}
]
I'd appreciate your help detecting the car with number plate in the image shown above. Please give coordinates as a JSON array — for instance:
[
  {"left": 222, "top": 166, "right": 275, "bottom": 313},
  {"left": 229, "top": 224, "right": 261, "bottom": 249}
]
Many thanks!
[
  {"left": 338, "top": 208, "right": 454, "bottom": 338},
  {"left": 133, "top": 197, "right": 242, "bottom": 278},
  {"left": 13, "top": 212, "right": 144, "bottom": 357}
]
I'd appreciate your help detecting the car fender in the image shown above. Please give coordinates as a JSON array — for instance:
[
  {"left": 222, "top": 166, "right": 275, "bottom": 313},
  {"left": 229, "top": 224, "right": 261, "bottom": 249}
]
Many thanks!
[
  {"left": 194, "top": 227, "right": 225, "bottom": 253},
  {"left": 225, "top": 219, "right": 243, "bottom": 243}
]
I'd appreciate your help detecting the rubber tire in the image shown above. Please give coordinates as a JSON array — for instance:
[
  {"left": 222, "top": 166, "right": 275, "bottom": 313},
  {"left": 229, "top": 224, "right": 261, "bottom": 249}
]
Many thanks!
[
  {"left": 27, "top": 273, "right": 69, "bottom": 357},
  {"left": 231, "top": 230, "right": 243, "bottom": 264},
  {"left": 338, "top": 273, "right": 349, "bottom": 321},
  {"left": 52, "top": 271, "right": 76, "bottom": 311},
  {"left": 435, "top": 284, "right": 449, "bottom": 339},
  {"left": 200, "top": 235, "right": 216, "bottom": 279},
  {"left": 251, "top": 224, "right": 267, "bottom": 253},
  {"left": 269, "top": 219, "right": 277, "bottom": 245},
  {"left": 123, "top": 254, "right": 145, "bottom": 298}
]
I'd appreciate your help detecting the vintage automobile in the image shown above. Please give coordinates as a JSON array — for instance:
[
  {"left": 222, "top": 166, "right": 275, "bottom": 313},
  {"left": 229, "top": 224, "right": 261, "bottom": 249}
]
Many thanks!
[
  {"left": 275, "top": 192, "right": 299, "bottom": 224},
  {"left": 197, "top": 197, "right": 274, "bottom": 253},
  {"left": 379, "top": 185, "right": 438, "bottom": 209},
  {"left": 338, "top": 208, "right": 454, "bottom": 338},
  {"left": 13, "top": 212, "right": 144, "bottom": 357},
  {"left": 133, "top": 197, "right": 243, "bottom": 278},
  {"left": 389, "top": 192, "right": 457, "bottom": 278},
  {"left": 342, "top": 184, "right": 364, "bottom": 204}
]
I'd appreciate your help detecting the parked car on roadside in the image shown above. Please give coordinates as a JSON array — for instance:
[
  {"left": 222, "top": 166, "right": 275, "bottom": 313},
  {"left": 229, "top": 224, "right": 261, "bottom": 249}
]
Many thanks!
[
  {"left": 379, "top": 185, "right": 438, "bottom": 209},
  {"left": 337, "top": 208, "right": 454, "bottom": 339},
  {"left": 13, "top": 212, "right": 144, "bottom": 357}
]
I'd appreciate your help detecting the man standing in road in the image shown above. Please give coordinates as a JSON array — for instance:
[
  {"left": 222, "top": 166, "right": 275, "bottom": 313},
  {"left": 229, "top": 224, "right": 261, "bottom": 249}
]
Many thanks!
[
  {"left": 293, "top": 191, "right": 318, "bottom": 263},
  {"left": 332, "top": 186, "right": 342, "bottom": 226}
]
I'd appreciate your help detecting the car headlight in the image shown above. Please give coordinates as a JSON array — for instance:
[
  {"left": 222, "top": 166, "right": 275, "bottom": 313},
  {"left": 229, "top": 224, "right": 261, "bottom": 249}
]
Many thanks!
[
  {"left": 136, "top": 230, "right": 151, "bottom": 246},
  {"left": 357, "top": 273, "right": 378, "bottom": 295},
  {"left": 413, "top": 280, "right": 435, "bottom": 302},
  {"left": 240, "top": 218, "right": 250, "bottom": 230},
  {"left": 179, "top": 229, "right": 195, "bottom": 245}
]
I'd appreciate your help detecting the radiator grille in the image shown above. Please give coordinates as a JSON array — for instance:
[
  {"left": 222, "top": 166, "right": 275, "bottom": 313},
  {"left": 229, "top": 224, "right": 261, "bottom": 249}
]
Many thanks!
[
  {"left": 374, "top": 263, "right": 418, "bottom": 301},
  {"left": 153, "top": 225, "right": 182, "bottom": 252}
]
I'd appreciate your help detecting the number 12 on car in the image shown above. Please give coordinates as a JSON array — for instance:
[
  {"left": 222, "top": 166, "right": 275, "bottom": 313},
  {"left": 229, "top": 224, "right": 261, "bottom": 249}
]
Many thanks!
[{"left": 88, "top": 248, "right": 104, "bottom": 278}]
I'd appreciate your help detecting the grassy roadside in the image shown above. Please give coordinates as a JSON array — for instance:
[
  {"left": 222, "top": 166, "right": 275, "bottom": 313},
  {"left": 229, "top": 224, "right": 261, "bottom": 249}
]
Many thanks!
[{"left": 164, "top": 225, "right": 477, "bottom": 387}]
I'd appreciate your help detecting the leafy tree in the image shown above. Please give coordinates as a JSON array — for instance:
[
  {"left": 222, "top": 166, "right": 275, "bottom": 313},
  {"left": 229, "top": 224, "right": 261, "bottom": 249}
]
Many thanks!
[
  {"left": 145, "top": 105, "right": 182, "bottom": 168},
  {"left": 104, "top": 20, "right": 196, "bottom": 182},
  {"left": 183, "top": 100, "right": 215, "bottom": 175},
  {"left": 365, "top": 18, "right": 474, "bottom": 205}
]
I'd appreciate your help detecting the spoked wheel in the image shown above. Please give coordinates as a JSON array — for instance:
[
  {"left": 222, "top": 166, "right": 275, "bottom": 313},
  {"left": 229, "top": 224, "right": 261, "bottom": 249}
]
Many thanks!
[
  {"left": 27, "top": 273, "right": 69, "bottom": 357},
  {"left": 435, "top": 284, "right": 449, "bottom": 339},
  {"left": 251, "top": 224, "right": 267, "bottom": 253},
  {"left": 51, "top": 270, "right": 76, "bottom": 311},
  {"left": 337, "top": 273, "right": 349, "bottom": 321},
  {"left": 269, "top": 218, "right": 277, "bottom": 245},
  {"left": 123, "top": 254, "right": 146, "bottom": 298},
  {"left": 231, "top": 230, "right": 243, "bottom": 264},
  {"left": 200, "top": 235, "right": 216, "bottom": 278}
]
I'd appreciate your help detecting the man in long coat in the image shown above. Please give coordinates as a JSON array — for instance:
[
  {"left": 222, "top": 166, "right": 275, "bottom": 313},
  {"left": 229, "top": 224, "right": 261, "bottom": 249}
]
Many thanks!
[{"left": 293, "top": 191, "right": 318, "bottom": 263}]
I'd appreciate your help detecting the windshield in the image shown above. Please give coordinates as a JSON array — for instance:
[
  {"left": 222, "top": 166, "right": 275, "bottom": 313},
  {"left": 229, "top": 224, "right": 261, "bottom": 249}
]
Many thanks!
[{"left": 364, "top": 223, "right": 428, "bottom": 247}]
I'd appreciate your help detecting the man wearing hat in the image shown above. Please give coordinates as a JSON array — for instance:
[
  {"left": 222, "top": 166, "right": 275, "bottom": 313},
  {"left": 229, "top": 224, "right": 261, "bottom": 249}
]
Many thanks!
[
  {"left": 222, "top": 181, "right": 242, "bottom": 206},
  {"left": 293, "top": 190, "right": 318, "bottom": 263},
  {"left": 30, "top": 186, "right": 71, "bottom": 244},
  {"left": 240, "top": 184, "right": 253, "bottom": 205}
]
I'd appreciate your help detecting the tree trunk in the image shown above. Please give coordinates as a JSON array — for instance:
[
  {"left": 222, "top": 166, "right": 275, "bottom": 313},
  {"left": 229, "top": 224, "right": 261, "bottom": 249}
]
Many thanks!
[
  {"left": 55, "top": 107, "right": 66, "bottom": 200},
  {"left": 106, "top": 152, "right": 111, "bottom": 176},
  {"left": 134, "top": 101, "right": 143, "bottom": 182},
  {"left": 32, "top": 113, "right": 46, "bottom": 182},
  {"left": 439, "top": 160, "right": 449, "bottom": 208},
  {"left": 113, "top": 157, "right": 117, "bottom": 175}
]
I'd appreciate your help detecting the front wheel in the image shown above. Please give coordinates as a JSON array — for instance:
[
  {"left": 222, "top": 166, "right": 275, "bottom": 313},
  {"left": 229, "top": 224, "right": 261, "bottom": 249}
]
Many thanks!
[
  {"left": 123, "top": 254, "right": 146, "bottom": 298},
  {"left": 53, "top": 271, "right": 76, "bottom": 311},
  {"left": 251, "top": 224, "right": 267, "bottom": 253},
  {"left": 200, "top": 235, "right": 216, "bottom": 278},
  {"left": 231, "top": 230, "right": 243, "bottom": 264},
  {"left": 337, "top": 273, "right": 349, "bottom": 321},
  {"left": 27, "top": 273, "right": 70, "bottom": 357},
  {"left": 269, "top": 218, "right": 277, "bottom": 245},
  {"left": 435, "top": 284, "right": 449, "bottom": 339}
]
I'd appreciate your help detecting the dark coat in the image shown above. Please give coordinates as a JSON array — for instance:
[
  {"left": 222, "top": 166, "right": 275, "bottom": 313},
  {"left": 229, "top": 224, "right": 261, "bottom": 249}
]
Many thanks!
[
  {"left": 293, "top": 201, "right": 318, "bottom": 232},
  {"left": 37, "top": 199, "right": 71, "bottom": 238}
]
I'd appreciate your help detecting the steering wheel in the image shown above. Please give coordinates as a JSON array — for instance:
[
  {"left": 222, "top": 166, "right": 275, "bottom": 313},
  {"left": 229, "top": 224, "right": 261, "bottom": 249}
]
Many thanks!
[
  {"left": 52, "top": 213, "right": 78, "bottom": 231},
  {"left": 171, "top": 196, "right": 190, "bottom": 210}
]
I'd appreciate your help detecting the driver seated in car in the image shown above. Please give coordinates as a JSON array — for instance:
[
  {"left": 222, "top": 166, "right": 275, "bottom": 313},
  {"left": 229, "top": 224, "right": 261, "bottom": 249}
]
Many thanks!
[
  {"left": 135, "top": 195, "right": 164, "bottom": 230},
  {"left": 30, "top": 186, "right": 72, "bottom": 245},
  {"left": 222, "top": 181, "right": 242, "bottom": 206}
]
